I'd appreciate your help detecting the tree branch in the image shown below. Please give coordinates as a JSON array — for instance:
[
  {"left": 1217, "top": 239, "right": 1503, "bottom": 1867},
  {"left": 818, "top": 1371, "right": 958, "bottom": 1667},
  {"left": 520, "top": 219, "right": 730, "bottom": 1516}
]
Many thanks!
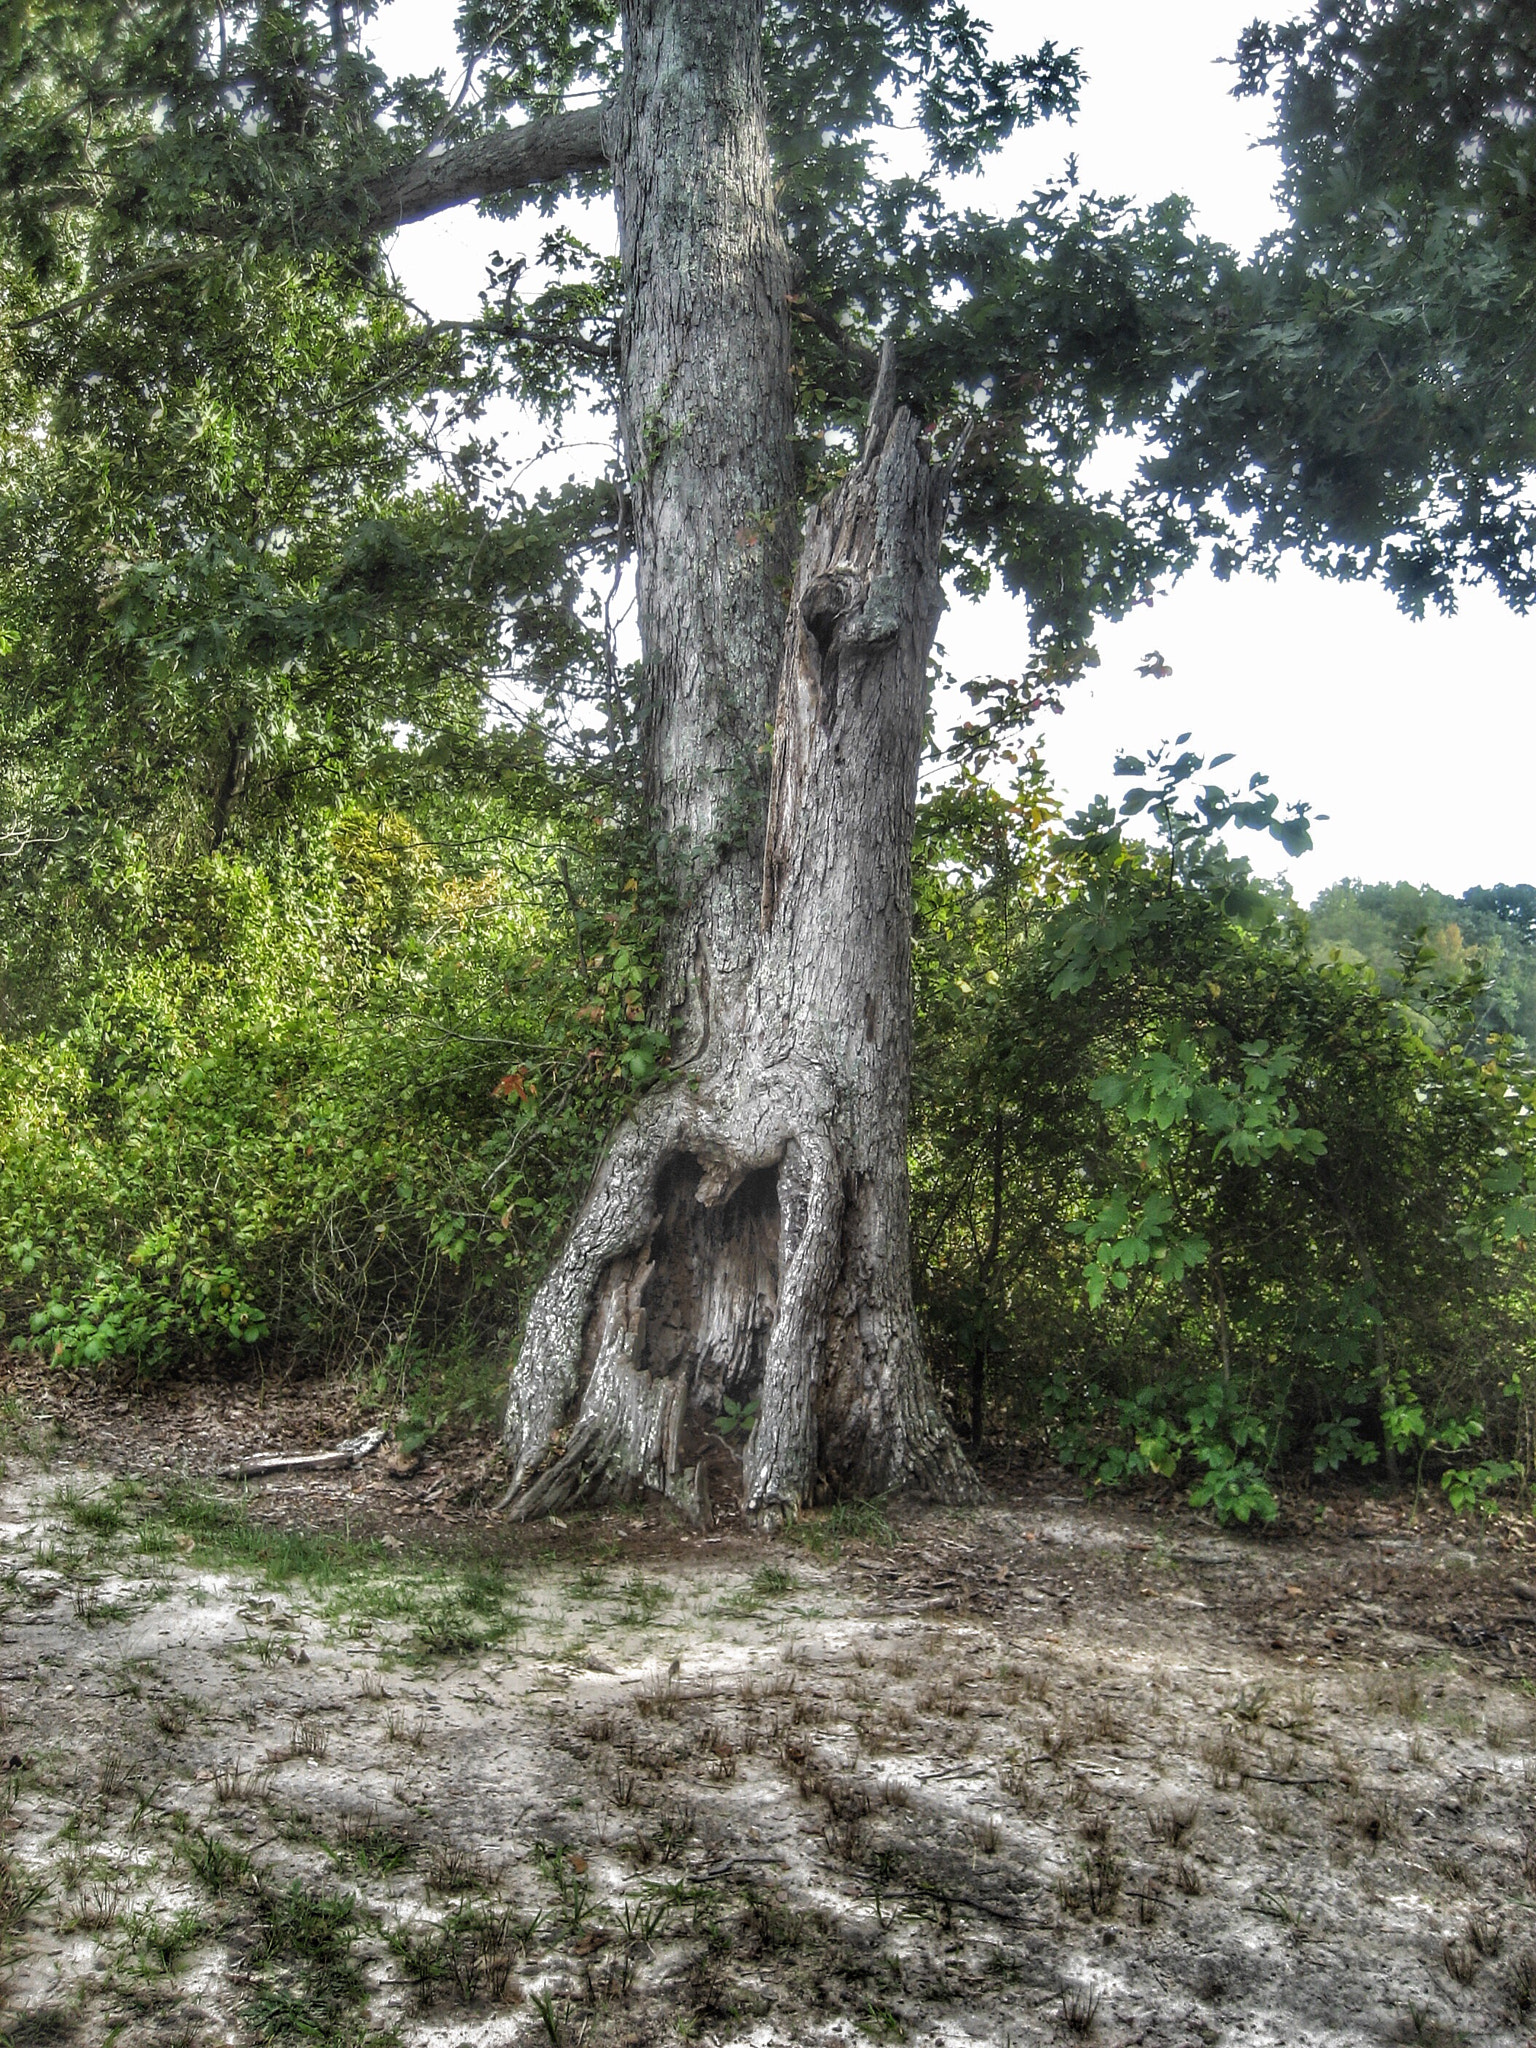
[{"left": 365, "top": 103, "right": 610, "bottom": 230}]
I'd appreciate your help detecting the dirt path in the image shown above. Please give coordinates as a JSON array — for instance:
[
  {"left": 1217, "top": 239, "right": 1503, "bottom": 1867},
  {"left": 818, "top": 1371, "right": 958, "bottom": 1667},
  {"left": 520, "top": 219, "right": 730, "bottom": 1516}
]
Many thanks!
[{"left": 4, "top": 1376, "right": 1536, "bottom": 2047}]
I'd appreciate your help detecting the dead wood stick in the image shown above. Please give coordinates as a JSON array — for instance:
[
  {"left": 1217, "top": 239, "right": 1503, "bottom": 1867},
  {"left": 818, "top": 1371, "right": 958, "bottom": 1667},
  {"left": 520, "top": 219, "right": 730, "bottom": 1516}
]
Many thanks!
[{"left": 217, "top": 1425, "right": 386, "bottom": 1481}]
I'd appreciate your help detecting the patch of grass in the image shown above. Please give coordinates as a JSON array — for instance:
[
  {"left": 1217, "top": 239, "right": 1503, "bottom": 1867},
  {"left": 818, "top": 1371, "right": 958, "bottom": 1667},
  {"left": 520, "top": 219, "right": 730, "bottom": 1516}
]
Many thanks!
[
  {"left": 427, "top": 1843, "right": 500, "bottom": 1896},
  {"left": 288, "top": 1719, "right": 329, "bottom": 1760},
  {"left": 245, "top": 1878, "right": 368, "bottom": 2042},
  {"left": 787, "top": 1496, "right": 895, "bottom": 1556},
  {"left": 1061, "top": 1983, "right": 1102, "bottom": 2036},
  {"left": 51, "top": 1484, "right": 126, "bottom": 1539},
  {"left": 0, "top": 1849, "right": 50, "bottom": 1937},
  {"left": 719, "top": 1562, "right": 799, "bottom": 1617},
  {"left": 182, "top": 1828, "right": 253, "bottom": 1896},
  {"left": 0, "top": 2007, "right": 78, "bottom": 2046},
  {"left": 1147, "top": 1796, "right": 1200, "bottom": 1848},
  {"left": 458, "top": 1558, "right": 515, "bottom": 1613},
  {"left": 616, "top": 1572, "right": 670, "bottom": 1626},
  {"left": 385, "top": 1706, "right": 427, "bottom": 1748},
  {"left": 412, "top": 1606, "right": 486, "bottom": 1660},
  {"left": 127, "top": 1903, "right": 207, "bottom": 1975},
  {"left": 146, "top": 1484, "right": 383, "bottom": 1587},
  {"left": 212, "top": 1758, "right": 274, "bottom": 1804},
  {"left": 387, "top": 1902, "right": 526, "bottom": 2011},
  {"left": 337, "top": 1810, "right": 415, "bottom": 1877}
]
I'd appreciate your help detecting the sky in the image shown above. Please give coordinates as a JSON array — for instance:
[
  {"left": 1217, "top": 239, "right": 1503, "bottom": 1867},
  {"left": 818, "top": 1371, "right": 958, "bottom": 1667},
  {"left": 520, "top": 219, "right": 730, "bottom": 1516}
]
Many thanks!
[{"left": 364, "top": 0, "right": 1535, "bottom": 902}]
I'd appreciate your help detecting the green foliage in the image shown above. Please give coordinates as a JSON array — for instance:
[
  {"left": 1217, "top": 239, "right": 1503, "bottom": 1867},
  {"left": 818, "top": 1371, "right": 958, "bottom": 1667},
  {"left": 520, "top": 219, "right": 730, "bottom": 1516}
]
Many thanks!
[
  {"left": 1309, "top": 879, "right": 1536, "bottom": 1052},
  {"left": 1154, "top": 0, "right": 1536, "bottom": 614},
  {"left": 715, "top": 1394, "right": 759, "bottom": 1440},
  {"left": 913, "top": 748, "right": 1536, "bottom": 1522},
  {"left": 0, "top": 782, "right": 669, "bottom": 1384}
]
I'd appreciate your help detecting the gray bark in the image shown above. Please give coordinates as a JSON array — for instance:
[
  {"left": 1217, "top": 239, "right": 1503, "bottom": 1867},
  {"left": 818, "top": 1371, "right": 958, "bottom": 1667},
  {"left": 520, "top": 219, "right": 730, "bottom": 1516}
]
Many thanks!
[
  {"left": 500, "top": 0, "right": 977, "bottom": 1522},
  {"left": 366, "top": 106, "right": 610, "bottom": 229}
]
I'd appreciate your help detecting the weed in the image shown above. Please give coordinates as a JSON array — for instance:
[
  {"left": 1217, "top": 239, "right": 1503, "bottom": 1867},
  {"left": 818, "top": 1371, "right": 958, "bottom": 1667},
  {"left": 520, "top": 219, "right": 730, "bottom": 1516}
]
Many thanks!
[
  {"left": 1348, "top": 1790, "right": 1402, "bottom": 1851},
  {"left": 288, "top": 1719, "right": 329, "bottom": 1761},
  {"left": 862, "top": 2001, "right": 906, "bottom": 2040},
  {"left": 246, "top": 1880, "right": 367, "bottom": 2042},
  {"left": 385, "top": 1707, "right": 427, "bottom": 1748},
  {"left": 1271, "top": 1686, "right": 1318, "bottom": 1736},
  {"left": 72, "top": 1878, "right": 123, "bottom": 1931},
  {"left": 1467, "top": 1912, "right": 1502, "bottom": 1958},
  {"left": 213, "top": 1759, "right": 273, "bottom": 1803},
  {"left": 0, "top": 1851, "right": 49, "bottom": 1936},
  {"left": 1040, "top": 1718, "right": 1077, "bottom": 1764},
  {"left": 155, "top": 1699, "right": 190, "bottom": 1736},
  {"left": 71, "top": 1576, "right": 118, "bottom": 1624},
  {"left": 536, "top": 1843, "right": 595, "bottom": 1934},
  {"left": 1084, "top": 1845, "right": 1124, "bottom": 1917},
  {"left": 1505, "top": 1947, "right": 1536, "bottom": 2020},
  {"left": 358, "top": 1669, "right": 385, "bottom": 1699},
  {"left": 972, "top": 1814, "right": 1001, "bottom": 1856},
  {"left": 1131, "top": 1879, "right": 1162, "bottom": 1927},
  {"left": 531, "top": 1986, "right": 565, "bottom": 2045},
  {"left": 53, "top": 1486, "right": 125, "bottom": 1539},
  {"left": 247, "top": 1875, "right": 368, "bottom": 2039},
  {"left": 1147, "top": 1796, "right": 1200, "bottom": 1848},
  {"left": 183, "top": 1828, "right": 252, "bottom": 1895},
  {"left": 1367, "top": 1670, "right": 1424, "bottom": 1721},
  {"left": 413, "top": 1607, "right": 484, "bottom": 1659},
  {"left": 387, "top": 1921, "right": 454, "bottom": 2003},
  {"left": 1443, "top": 1936, "right": 1479, "bottom": 1985},
  {"left": 1085, "top": 1701, "right": 1128, "bottom": 1744},
  {"left": 790, "top": 1496, "right": 894, "bottom": 1554},
  {"left": 645, "top": 1658, "right": 687, "bottom": 1714},
  {"left": 1174, "top": 1857, "right": 1204, "bottom": 1897},
  {"left": 129, "top": 1903, "right": 206, "bottom": 1975},
  {"left": 824, "top": 1816, "right": 866, "bottom": 1864},
  {"left": 1061, "top": 1983, "right": 1101, "bottom": 2036},
  {"left": 620, "top": 1890, "right": 671, "bottom": 1946},
  {"left": 1253, "top": 1884, "right": 1299, "bottom": 1925},
  {"left": 338, "top": 1809, "right": 414, "bottom": 1876},
  {"left": 97, "top": 1749, "right": 131, "bottom": 1799},
  {"left": 427, "top": 1843, "right": 498, "bottom": 1895},
  {"left": 1202, "top": 1730, "right": 1244, "bottom": 1788},
  {"left": 617, "top": 1572, "right": 669, "bottom": 1626}
]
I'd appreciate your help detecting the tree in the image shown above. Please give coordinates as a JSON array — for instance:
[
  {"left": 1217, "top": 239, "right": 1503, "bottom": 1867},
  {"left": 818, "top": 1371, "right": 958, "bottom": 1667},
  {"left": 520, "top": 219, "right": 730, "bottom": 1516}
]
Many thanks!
[
  {"left": 1157, "top": 0, "right": 1536, "bottom": 613},
  {"left": 5, "top": 1, "right": 1536, "bottom": 1522}
]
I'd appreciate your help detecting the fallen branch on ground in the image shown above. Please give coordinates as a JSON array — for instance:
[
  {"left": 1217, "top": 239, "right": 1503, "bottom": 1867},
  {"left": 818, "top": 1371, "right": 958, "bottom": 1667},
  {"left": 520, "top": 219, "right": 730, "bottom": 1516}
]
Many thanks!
[{"left": 216, "top": 1425, "right": 387, "bottom": 1481}]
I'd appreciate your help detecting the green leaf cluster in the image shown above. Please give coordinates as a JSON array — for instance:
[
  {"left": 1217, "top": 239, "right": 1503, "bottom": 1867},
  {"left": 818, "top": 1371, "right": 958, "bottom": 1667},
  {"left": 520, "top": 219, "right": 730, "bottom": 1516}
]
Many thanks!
[
  {"left": 912, "top": 747, "right": 1536, "bottom": 1523},
  {"left": 0, "top": 774, "right": 669, "bottom": 1389}
]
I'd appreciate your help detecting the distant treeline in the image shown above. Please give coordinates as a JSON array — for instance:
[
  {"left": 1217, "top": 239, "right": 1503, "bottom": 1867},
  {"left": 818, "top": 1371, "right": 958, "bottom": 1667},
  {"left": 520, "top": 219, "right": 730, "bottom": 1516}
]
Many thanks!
[{"left": 1309, "top": 881, "right": 1536, "bottom": 1050}]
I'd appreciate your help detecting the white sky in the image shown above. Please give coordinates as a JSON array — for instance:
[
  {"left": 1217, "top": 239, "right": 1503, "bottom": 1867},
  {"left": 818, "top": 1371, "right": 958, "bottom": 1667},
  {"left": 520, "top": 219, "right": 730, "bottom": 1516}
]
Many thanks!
[{"left": 366, "top": 0, "right": 1535, "bottom": 900}]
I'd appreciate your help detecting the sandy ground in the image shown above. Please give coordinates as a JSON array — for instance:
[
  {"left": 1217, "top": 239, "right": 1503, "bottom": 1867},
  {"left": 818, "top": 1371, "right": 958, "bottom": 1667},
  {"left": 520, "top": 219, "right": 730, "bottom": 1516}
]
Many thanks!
[{"left": 5, "top": 1371, "right": 1536, "bottom": 2048}]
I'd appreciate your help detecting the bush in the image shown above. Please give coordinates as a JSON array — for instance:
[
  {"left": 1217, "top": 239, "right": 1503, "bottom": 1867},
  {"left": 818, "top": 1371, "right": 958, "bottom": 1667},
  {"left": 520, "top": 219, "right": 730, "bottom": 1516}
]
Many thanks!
[
  {"left": 912, "top": 748, "right": 1536, "bottom": 1520},
  {"left": 0, "top": 792, "right": 666, "bottom": 1405}
]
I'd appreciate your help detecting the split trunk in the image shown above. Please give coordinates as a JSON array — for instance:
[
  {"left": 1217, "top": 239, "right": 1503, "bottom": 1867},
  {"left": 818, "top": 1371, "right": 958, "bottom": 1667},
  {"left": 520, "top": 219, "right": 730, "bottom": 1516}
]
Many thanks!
[{"left": 501, "top": 0, "right": 977, "bottom": 1522}]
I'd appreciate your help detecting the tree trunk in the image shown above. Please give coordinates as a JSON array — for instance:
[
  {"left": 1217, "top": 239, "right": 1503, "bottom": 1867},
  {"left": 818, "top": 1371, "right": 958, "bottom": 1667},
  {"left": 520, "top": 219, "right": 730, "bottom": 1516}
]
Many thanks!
[{"left": 500, "top": 0, "right": 977, "bottom": 1523}]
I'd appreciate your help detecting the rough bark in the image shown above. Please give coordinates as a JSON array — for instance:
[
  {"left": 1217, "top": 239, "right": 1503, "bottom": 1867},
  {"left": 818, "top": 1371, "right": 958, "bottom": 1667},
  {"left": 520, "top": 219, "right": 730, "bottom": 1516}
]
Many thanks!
[
  {"left": 500, "top": 0, "right": 977, "bottom": 1523},
  {"left": 365, "top": 105, "right": 610, "bottom": 230}
]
